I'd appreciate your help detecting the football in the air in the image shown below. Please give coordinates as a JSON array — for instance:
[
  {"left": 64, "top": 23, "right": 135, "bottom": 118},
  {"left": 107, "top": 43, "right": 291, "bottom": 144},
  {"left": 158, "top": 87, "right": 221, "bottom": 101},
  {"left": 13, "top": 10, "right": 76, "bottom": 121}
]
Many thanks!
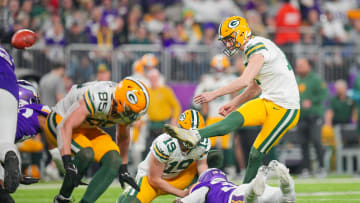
[{"left": 11, "top": 29, "right": 37, "bottom": 49}]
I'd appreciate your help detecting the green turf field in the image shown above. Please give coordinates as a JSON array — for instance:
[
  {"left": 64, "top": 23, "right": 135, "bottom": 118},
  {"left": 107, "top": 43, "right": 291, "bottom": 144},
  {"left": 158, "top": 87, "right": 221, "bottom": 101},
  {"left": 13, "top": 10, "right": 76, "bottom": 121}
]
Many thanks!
[{"left": 12, "top": 176, "right": 360, "bottom": 203}]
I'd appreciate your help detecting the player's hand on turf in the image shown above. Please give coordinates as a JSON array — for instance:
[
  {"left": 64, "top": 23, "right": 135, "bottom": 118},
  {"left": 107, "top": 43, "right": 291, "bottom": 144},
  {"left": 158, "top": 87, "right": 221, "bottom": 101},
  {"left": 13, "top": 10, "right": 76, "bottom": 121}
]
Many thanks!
[
  {"left": 62, "top": 155, "right": 81, "bottom": 187},
  {"left": 119, "top": 164, "right": 140, "bottom": 191},
  {"left": 20, "top": 176, "right": 39, "bottom": 185},
  {"left": 194, "top": 91, "right": 217, "bottom": 104},
  {"left": 219, "top": 101, "right": 237, "bottom": 117}
]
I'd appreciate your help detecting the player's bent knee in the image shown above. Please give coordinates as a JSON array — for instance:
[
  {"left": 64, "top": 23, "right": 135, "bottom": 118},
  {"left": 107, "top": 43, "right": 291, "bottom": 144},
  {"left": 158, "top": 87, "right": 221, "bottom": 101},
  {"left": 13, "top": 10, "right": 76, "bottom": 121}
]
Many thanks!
[{"left": 101, "top": 150, "right": 121, "bottom": 174}]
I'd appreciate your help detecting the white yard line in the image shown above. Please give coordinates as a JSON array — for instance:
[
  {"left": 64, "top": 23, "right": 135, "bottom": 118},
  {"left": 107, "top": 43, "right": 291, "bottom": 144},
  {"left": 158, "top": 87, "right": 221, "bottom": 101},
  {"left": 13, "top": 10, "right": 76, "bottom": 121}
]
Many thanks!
[{"left": 297, "top": 191, "right": 360, "bottom": 196}]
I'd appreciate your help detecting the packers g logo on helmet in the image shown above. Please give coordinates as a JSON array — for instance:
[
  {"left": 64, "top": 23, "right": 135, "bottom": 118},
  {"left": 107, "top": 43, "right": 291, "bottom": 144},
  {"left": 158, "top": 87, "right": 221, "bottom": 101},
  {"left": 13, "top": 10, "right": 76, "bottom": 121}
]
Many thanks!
[
  {"left": 113, "top": 77, "right": 150, "bottom": 123},
  {"left": 177, "top": 109, "right": 205, "bottom": 130},
  {"left": 228, "top": 20, "right": 240, "bottom": 28},
  {"left": 218, "top": 16, "right": 252, "bottom": 56}
]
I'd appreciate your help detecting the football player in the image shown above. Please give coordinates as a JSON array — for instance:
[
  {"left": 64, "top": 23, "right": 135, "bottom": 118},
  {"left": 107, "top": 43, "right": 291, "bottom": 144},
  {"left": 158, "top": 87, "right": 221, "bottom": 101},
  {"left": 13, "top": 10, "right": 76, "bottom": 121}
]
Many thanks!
[
  {"left": 44, "top": 77, "right": 149, "bottom": 203},
  {"left": 164, "top": 16, "right": 300, "bottom": 183},
  {"left": 0, "top": 46, "right": 21, "bottom": 194},
  {"left": 1, "top": 80, "right": 50, "bottom": 203},
  {"left": 117, "top": 109, "right": 211, "bottom": 203},
  {"left": 177, "top": 160, "right": 296, "bottom": 203},
  {"left": 194, "top": 54, "right": 237, "bottom": 176},
  {"left": 0, "top": 30, "right": 37, "bottom": 193}
]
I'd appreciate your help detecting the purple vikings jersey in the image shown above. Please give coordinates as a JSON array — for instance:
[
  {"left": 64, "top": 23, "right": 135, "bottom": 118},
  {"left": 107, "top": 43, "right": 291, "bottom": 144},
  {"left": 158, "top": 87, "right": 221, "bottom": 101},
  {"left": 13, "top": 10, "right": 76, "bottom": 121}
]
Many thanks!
[
  {"left": 0, "top": 45, "right": 18, "bottom": 100},
  {"left": 191, "top": 169, "right": 244, "bottom": 203},
  {"left": 16, "top": 104, "right": 51, "bottom": 143}
]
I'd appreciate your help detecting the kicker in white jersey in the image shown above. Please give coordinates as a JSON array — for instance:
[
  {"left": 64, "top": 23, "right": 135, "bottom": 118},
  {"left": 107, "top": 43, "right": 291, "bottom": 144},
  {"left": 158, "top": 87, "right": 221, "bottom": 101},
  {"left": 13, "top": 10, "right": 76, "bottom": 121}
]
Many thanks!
[{"left": 244, "top": 36, "right": 300, "bottom": 109}]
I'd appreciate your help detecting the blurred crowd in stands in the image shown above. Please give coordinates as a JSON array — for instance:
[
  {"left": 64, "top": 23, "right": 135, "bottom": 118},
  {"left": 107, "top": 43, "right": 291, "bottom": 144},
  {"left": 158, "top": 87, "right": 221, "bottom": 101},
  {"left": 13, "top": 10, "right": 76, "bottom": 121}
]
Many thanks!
[{"left": 1, "top": 0, "right": 360, "bottom": 50}]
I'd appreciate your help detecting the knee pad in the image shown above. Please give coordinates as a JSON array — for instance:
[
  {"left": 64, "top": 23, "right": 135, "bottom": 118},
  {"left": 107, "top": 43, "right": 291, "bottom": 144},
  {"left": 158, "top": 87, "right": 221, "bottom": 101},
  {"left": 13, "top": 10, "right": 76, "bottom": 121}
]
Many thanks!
[{"left": 101, "top": 150, "right": 121, "bottom": 175}]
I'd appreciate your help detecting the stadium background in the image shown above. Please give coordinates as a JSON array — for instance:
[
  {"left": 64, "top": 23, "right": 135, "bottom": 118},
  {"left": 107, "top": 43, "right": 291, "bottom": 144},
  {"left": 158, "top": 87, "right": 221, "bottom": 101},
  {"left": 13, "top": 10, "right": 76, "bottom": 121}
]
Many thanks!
[{"left": 1, "top": 0, "right": 360, "bottom": 202}]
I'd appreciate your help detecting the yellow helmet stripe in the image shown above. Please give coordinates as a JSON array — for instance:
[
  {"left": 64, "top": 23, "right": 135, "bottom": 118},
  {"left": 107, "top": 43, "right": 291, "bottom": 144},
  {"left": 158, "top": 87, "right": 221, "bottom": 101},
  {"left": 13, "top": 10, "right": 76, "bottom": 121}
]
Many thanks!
[
  {"left": 190, "top": 109, "right": 199, "bottom": 129},
  {"left": 124, "top": 76, "right": 150, "bottom": 112}
]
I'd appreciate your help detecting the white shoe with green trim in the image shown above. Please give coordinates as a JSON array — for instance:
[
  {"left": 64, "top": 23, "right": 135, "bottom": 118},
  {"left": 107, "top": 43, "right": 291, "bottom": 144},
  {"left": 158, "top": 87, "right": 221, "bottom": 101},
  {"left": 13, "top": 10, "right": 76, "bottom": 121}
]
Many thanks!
[{"left": 163, "top": 124, "right": 201, "bottom": 147}]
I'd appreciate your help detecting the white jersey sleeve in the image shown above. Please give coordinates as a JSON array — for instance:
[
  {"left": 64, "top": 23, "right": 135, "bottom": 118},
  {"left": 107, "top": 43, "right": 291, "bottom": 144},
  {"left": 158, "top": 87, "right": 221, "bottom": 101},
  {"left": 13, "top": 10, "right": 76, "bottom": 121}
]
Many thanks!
[
  {"left": 196, "top": 138, "right": 211, "bottom": 160},
  {"left": 83, "top": 85, "right": 113, "bottom": 116},
  {"left": 150, "top": 134, "right": 171, "bottom": 164},
  {"left": 244, "top": 38, "right": 271, "bottom": 62}
]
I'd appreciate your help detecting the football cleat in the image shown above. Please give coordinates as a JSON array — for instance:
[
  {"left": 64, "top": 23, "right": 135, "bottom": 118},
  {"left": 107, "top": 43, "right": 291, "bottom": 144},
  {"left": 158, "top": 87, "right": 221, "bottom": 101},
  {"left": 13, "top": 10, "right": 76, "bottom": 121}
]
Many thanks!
[
  {"left": 163, "top": 124, "right": 201, "bottom": 148},
  {"left": 3, "top": 151, "right": 20, "bottom": 193},
  {"left": 0, "top": 187, "right": 14, "bottom": 203},
  {"left": 252, "top": 166, "right": 267, "bottom": 196},
  {"left": 11, "top": 29, "right": 37, "bottom": 49},
  {"left": 53, "top": 194, "right": 73, "bottom": 203},
  {"left": 268, "top": 160, "right": 296, "bottom": 203}
]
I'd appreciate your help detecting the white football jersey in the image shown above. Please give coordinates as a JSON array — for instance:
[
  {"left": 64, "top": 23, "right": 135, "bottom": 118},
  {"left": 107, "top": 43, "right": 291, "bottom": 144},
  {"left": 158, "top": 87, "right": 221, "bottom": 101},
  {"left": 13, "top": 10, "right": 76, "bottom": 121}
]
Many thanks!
[
  {"left": 244, "top": 36, "right": 300, "bottom": 109},
  {"left": 137, "top": 133, "right": 211, "bottom": 179},
  {"left": 53, "top": 81, "right": 136, "bottom": 127},
  {"left": 195, "top": 73, "right": 237, "bottom": 118}
]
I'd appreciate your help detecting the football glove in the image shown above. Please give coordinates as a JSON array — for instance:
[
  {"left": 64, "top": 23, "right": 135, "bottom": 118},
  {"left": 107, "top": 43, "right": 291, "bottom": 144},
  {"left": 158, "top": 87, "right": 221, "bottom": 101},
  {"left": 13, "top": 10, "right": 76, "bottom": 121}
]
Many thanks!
[
  {"left": 118, "top": 164, "right": 140, "bottom": 191},
  {"left": 62, "top": 155, "right": 81, "bottom": 187}
]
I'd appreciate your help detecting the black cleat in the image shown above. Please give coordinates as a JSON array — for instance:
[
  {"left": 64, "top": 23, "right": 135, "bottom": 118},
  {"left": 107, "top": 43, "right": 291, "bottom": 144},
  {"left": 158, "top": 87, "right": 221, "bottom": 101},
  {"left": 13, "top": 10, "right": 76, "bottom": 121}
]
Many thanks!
[
  {"left": 53, "top": 194, "right": 73, "bottom": 203},
  {"left": 0, "top": 187, "right": 15, "bottom": 203},
  {"left": 3, "top": 151, "right": 20, "bottom": 193}
]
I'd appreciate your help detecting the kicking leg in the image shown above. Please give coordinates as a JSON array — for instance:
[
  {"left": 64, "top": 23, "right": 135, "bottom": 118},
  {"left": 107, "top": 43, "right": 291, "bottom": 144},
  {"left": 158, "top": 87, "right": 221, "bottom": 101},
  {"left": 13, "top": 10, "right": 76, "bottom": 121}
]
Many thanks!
[{"left": 164, "top": 111, "right": 244, "bottom": 147}]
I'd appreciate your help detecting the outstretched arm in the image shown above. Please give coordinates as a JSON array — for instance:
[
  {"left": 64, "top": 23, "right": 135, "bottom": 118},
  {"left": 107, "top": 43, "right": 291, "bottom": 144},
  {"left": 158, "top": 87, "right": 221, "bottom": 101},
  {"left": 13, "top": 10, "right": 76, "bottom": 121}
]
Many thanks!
[
  {"left": 218, "top": 80, "right": 261, "bottom": 117},
  {"left": 194, "top": 54, "right": 264, "bottom": 104}
]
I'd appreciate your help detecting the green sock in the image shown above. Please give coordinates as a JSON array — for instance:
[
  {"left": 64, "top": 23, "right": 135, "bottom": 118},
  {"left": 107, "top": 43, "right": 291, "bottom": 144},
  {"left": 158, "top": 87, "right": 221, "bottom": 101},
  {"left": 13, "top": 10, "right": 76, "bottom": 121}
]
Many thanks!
[
  {"left": 207, "top": 149, "right": 224, "bottom": 168},
  {"left": 80, "top": 150, "right": 121, "bottom": 203},
  {"left": 60, "top": 147, "right": 94, "bottom": 198},
  {"left": 117, "top": 195, "right": 141, "bottom": 203},
  {"left": 223, "top": 148, "right": 235, "bottom": 167},
  {"left": 243, "top": 147, "right": 266, "bottom": 184},
  {"left": 198, "top": 111, "right": 244, "bottom": 138}
]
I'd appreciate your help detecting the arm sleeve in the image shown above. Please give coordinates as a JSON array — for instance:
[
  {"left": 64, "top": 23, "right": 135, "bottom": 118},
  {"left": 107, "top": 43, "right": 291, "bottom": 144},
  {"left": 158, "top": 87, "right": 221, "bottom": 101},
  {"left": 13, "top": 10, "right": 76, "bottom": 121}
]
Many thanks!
[
  {"left": 150, "top": 138, "right": 170, "bottom": 164},
  {"left": 180, "top": 186, "right": 209, "bottom": 203}
]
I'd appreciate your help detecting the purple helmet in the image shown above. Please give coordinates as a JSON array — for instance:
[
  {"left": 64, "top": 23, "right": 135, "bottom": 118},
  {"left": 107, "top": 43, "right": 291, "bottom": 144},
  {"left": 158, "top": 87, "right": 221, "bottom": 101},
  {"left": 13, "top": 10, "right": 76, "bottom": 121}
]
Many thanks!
[
  {"left": 198, "top": 168, "right": 228, "bottom": 183},
  {"left": 17, "top": 80, "right": 40, "bottom": 107}
]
